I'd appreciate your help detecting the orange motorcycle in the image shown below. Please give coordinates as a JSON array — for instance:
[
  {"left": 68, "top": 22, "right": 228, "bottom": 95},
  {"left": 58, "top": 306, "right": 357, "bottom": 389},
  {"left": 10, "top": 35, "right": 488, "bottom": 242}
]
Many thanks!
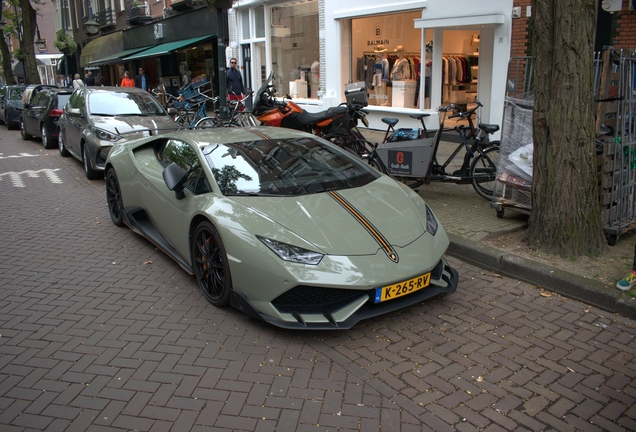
[{"left": 252, "top": 72, "right": 348, "bottom": 137}]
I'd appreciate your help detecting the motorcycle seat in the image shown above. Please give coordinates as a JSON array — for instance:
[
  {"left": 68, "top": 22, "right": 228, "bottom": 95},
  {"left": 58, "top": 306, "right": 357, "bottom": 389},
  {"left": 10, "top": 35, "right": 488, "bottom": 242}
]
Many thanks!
[{"left": 297, "top": 107, "right": 347, "bottom": 124}]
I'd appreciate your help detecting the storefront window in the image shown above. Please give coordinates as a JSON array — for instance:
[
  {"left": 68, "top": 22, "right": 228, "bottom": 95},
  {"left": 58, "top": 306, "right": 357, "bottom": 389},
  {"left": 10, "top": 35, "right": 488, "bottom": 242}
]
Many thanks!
[
  {"left": 440, "top": 30, "right": 480, "bottom": 107},
  {"left": 351, "top": 11, "right": 426, "bottom": 109},
  {"left": 270, "top": 1, "right": 320, "bottom": 100}
]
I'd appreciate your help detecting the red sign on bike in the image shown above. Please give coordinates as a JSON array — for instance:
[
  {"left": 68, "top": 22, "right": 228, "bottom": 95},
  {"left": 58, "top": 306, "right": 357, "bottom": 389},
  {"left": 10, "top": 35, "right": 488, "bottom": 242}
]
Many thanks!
[{"left": 387, "top": 150, "right": 413, "bottom": 175}]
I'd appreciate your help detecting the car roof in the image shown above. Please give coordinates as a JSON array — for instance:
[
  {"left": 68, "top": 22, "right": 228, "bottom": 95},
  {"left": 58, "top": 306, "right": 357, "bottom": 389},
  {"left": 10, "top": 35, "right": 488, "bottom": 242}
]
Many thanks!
[{"left": 83, "top": 86, "right": 147, "bottom": 94}]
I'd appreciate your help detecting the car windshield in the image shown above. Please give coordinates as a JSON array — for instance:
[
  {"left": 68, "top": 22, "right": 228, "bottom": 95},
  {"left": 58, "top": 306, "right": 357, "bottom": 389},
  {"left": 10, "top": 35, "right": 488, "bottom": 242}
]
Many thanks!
[
  {"left": 203, "top": 136, "right": 379, "bottom": 196},
  {"left": 88, "top": 92, "right": 165, "bottom": 116},
  {"left": 7, "top": 87, "right": 25, "bottom": 99}
]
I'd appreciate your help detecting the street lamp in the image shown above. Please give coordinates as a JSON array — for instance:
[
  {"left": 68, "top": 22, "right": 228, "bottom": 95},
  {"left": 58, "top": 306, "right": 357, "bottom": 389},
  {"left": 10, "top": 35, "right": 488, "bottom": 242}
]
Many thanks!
[{"left": 84, "top": 3, "right": 99, "bottom": 36}]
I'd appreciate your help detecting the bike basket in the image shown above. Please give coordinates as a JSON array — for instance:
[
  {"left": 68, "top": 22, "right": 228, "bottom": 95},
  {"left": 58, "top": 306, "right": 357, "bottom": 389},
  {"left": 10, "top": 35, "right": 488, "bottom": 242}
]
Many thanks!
[{"left": 388, "top": 128, "right": 424, "bottom": 142}]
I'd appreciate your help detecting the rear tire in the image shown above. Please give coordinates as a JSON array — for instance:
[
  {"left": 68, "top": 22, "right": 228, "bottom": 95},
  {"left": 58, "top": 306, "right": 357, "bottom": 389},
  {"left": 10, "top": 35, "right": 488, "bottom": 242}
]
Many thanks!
[
  {"left": 6, "top": 112, "right": 17, "bottom": 130},
  {"left": 176, "top": 111, "right": 197, "bottom": 128},
  {"left": 42, "top": 124, "right": 54, "bottom": 149},
  {"left": 470, "top": 146, "right": 499, "bottom": 200}
]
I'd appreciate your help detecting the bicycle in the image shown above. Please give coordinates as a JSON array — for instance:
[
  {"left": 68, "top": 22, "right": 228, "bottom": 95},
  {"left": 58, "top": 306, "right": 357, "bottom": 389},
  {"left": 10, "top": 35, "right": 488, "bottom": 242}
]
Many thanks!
[
  {"left": 175, "top": 91, "right": 220, "bottom": 128},
  {"left": 196, "top": 91, "right": 256, "bottom": 128}
]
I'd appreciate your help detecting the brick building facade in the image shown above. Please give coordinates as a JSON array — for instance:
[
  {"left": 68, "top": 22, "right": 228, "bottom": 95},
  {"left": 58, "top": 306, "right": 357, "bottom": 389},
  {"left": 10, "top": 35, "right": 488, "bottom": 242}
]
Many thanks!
[{"left": 510, "top": 0, "right": 636, "bottom": 58}]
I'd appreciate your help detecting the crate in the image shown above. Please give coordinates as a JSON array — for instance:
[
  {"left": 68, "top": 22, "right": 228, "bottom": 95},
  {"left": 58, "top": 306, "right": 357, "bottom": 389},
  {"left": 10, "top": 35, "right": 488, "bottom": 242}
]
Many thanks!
[{"left": 375, "top": 137, "right": 436, "bottom": 177}]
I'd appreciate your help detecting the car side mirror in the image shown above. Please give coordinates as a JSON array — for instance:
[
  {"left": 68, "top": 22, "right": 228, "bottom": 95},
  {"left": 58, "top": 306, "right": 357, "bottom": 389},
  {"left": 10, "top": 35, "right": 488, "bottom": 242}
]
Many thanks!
[
  {"left": 67, "top": 107, "right": 81, "bottom": 116},
  {"left": 167, "top": 107, "right": 177, "bottom": 116},
  {"left": 163, "top": 162, "right": 187, "bottom": 200}
]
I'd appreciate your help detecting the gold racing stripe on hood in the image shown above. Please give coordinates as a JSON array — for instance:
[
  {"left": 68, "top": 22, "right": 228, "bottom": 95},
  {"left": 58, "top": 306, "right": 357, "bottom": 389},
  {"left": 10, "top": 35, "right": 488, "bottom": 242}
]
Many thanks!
[
  {"left": 247, "top": 129, "right": 271, "bottom": 140},
  {"left": 328, "top": 191, "right": 399, "bottom": 263}
]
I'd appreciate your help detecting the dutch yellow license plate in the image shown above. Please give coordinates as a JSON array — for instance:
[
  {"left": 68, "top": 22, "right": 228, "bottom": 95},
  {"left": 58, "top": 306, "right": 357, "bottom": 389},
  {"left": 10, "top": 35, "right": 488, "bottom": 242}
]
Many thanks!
[{"left": 374, "top": 273, "right": 431, "bottom": 303}]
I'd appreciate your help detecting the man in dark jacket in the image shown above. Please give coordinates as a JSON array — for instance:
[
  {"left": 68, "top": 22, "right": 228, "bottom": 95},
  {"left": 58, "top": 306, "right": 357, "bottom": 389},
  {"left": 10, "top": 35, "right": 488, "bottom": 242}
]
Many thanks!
[
  {"left": 84, "top": 71, "right": 95, "bottom": 86},
  {"left": 226, "top": 58, "right": 245, "bottom": 99},
  {"left": 135, "top": 67, "right": 148, "bottom": 91}
]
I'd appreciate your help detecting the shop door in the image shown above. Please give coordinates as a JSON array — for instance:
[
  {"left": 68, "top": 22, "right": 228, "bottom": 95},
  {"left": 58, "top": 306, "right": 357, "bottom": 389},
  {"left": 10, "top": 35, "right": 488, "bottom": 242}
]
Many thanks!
[
  {"left": 252, "top": 42, "right": 266, "bottom": 94},
  {"left": 241, "top": 44, "right": 252, "bottom": 110}
]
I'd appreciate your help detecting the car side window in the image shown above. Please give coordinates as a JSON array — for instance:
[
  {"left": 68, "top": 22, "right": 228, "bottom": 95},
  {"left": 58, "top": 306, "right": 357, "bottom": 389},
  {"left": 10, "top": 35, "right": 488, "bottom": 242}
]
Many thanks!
[
  {"left": 32, "top": 91, "right": 48, "bottom": 107},
  {"left": 68, "top": 89, "right": 85, "bottom": 110},
  {"left": 157, "top": 139, "right": 210, "bottom": 195}
]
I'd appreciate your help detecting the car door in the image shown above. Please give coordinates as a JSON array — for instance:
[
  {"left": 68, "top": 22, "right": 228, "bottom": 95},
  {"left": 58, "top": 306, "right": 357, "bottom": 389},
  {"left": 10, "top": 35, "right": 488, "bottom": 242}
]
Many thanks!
[
  {"left": 24, "top": 91, "right": 49, "bottom": 137},
  {"left": 142, "top": 138, "right": 212, "bottom": 259},
  {"left": 61, "top": 89, "right": 86, "bottom": 158}
]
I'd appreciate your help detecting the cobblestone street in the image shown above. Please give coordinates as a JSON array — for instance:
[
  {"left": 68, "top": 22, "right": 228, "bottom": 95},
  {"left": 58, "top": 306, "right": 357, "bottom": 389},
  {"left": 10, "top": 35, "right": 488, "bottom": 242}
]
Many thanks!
[{"left": 1, "top": 130, "right": 635, "bottom": 431}]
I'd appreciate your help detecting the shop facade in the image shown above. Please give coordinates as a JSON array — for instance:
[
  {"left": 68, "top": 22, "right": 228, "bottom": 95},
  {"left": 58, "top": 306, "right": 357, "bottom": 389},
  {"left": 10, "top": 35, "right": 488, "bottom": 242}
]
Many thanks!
[
  {"left": 231, "top": 0, "right": 512, "bottom": 132},
  {"left": 83, "top": 8, "right": 221, "bottom": 96}
]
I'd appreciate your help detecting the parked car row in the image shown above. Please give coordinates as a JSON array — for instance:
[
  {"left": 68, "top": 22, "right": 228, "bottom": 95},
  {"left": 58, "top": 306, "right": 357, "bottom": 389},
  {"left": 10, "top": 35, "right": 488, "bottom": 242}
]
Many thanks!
[
  {"left": 2, "top": 82, "right": 459, "bottom": 329},
  {"left": 1, "top": 84, "right": 179, "bottom": 180}
]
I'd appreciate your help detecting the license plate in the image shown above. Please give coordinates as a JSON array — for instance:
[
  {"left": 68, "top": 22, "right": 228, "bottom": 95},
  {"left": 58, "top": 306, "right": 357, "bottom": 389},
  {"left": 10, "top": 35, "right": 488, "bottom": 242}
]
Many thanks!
[{"left": 374, "top": 273, "right": 431, "bottom": 303}]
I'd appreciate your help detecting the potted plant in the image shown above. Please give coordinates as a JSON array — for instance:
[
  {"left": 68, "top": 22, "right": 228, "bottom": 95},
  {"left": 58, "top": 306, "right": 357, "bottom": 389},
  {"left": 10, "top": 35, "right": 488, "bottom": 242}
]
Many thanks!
[{"left": 53, "top": 29, "right": 77, "bottom": 55}]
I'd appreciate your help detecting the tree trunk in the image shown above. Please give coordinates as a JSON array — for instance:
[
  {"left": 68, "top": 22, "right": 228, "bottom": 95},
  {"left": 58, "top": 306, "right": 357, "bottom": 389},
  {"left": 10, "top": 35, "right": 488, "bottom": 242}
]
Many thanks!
[
  {"left": 18, "top": 0, "right": 40, "bottom": 85},
  {"left": 0, "top": 32, "right": 16, "bottom": 85},
  {"left": 525, "top": 0, "right": 605, "bottom": 256}
]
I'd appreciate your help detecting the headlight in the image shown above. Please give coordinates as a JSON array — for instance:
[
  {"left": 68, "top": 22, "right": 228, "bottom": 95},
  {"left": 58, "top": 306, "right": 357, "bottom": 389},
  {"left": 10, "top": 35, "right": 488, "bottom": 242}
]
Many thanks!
[
  {"left": 425, "top": 205, "right": 438, "bottom": 236},
  {"left": 257, "top": 236, "right": 324, "bottom": 265},
  {"left": 92, "top": 127, "right": 122, "bottom": 142}
]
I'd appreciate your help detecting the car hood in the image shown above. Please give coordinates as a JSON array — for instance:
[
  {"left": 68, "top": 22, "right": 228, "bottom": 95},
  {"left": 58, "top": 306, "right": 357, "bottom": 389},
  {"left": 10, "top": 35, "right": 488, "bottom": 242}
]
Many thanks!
[
  {"left": 229, "top": 176, "right": 430, "bottom": 255},
  {"left": 91, "top": 115, "right": 177, "bottom": 136}
]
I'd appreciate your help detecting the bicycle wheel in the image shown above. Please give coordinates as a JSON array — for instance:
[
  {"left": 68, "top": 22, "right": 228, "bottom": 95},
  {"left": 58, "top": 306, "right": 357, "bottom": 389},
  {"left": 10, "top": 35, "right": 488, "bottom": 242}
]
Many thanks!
[
  {"left": 176, "top": 111, "right": 197, "bottom": 128},
  {"left": 470, "top": 146, "right": 499, "bottom": 200},
  {"left": 194, "top": 117, "right": 219, "bottom": 129}
]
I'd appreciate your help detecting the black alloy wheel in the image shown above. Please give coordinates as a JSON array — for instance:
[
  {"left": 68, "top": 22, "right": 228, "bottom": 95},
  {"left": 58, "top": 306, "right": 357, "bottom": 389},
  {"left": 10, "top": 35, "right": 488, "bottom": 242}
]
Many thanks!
[
  {"left": 106, "top": 168, "right": 124, "bottom": 227},
  {"left": 192, "top": 221, "right": 231, "bottom": 307}
]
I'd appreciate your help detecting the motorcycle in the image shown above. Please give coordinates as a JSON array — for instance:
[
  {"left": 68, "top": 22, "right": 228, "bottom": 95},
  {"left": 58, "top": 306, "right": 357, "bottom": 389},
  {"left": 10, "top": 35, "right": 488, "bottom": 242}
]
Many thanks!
[{"left": 252, "top": 71, "right": 349, "bottom": 136}]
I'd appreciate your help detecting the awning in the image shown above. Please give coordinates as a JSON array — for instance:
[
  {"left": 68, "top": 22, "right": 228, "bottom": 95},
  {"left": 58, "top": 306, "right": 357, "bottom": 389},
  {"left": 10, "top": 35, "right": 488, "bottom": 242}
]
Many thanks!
[
  {"left": 122, "top": 35, "right": 214, "bottom": 61},
  {"left": 80, "top": 32, "right": 123, "bottom": 68},
  {"left": 90, "top": 45, "right": 156, "bottom": 66},
  {"left": 414, "top": 14, "right": 505, "bottom": 29}
]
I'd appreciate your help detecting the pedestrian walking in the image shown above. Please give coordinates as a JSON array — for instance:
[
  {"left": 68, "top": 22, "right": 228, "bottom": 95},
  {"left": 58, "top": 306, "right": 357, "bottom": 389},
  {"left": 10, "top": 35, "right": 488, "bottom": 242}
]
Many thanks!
[
  {"left": 84, "top": 71, "right": 95, "bottom": 86},
  {"left": 72, "top": 73, "right": 84, "bottom": 89},
  {"left": 120, "top": 71, "right": 135, "bottom": 87},
  {"left": 135, "top": 67, "right": 148, "bottom": 91},
  {"left": 226, "top": 58, "right": 245, "bottom": 98}
]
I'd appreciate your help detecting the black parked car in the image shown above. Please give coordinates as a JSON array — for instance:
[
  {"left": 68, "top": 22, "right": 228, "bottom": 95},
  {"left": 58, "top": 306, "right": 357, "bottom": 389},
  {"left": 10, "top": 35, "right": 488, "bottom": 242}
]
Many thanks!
[
  {"left": 0, "top": 85, "right": 26, "bottom": 130},
  {"left": 21, "top": 88, "right": 73, "bottom": 149}
]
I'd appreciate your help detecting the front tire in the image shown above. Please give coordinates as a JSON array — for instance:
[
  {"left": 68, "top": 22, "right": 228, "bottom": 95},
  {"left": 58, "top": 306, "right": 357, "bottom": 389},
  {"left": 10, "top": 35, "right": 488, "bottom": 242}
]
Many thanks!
[
  {"left": 470, "top": 146, "right": 499, "bottom": 200},
  {"left": 83, "top": 145, "right": 101, "bottom": 180},
  {"left": 194, "top": 117, "right": 219, "bottom": 129},
  {"left": 6, "top": 111, "right": 17, "bottom": 130},
  {"left": 58, "top": 129, "right": 70, "bottom": 157},
  {"left": 20, "top": 118, "right": 32, "bottom": 140},
  {"left": 192, "top": 221, "right": 232, "bottom": 307},
  {"left": 106, "top": 168, "right": 124, "bottom": 227}
]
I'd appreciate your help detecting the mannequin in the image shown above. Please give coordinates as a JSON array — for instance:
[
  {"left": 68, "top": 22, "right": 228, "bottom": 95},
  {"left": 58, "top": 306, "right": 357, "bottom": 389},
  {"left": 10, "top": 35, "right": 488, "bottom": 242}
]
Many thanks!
[
  {"left": 310, "top": 59, "right": 320, "bottom": 99},
  {"left": 373, "top": 45, "right": 390, "bottom": 106},
  {"left": 390, "top": 45, "right": 411, "bottom": 81}
]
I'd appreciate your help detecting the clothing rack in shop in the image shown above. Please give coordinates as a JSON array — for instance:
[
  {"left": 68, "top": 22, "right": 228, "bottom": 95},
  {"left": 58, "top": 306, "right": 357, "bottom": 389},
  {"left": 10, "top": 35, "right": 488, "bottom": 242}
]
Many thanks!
[{"left": 363, "top": 51, "right": 422, "bottom": 56}]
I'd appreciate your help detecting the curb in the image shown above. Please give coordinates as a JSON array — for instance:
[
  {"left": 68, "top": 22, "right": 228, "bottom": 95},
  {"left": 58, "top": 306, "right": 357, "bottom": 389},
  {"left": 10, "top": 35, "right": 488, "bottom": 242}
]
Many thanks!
[{"left": 447, "top": 233, "right": 636, "bottom": 320}]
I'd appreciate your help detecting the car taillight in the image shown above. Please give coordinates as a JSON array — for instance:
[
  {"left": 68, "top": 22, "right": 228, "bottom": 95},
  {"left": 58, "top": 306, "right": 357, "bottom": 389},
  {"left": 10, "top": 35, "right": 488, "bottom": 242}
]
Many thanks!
[{"left": 50, "top": 109, "right": 63, "bottom": 117}]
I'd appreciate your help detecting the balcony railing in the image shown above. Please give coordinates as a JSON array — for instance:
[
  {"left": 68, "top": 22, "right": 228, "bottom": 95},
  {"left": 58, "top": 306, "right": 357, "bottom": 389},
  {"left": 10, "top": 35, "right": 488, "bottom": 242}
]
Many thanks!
[
  {"left": 125, "top": 0, "right": 152, "bottom": 24},
  {"left": 94, "top": 8, "right": 116, "bottom": 27}
]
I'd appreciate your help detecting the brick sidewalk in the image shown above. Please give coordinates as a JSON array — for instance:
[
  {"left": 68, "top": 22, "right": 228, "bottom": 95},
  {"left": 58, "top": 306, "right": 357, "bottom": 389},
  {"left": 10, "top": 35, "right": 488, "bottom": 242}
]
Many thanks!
[{"left": 0, "top": 130, "right": 635, "bottom": 431}]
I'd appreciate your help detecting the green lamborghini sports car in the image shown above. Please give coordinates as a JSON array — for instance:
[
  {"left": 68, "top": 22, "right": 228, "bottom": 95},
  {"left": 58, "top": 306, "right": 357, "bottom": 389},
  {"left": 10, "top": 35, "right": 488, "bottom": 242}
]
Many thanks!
[{"left": 105, "top": 126, "right": 458, "bottom": 329}]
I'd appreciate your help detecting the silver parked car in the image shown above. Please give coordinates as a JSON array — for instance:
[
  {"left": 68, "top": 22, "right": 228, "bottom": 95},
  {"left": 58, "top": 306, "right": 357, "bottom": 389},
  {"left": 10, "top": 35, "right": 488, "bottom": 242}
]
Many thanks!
[{"left": 58, "top": 86, "right": 178, "bottom": 179}]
